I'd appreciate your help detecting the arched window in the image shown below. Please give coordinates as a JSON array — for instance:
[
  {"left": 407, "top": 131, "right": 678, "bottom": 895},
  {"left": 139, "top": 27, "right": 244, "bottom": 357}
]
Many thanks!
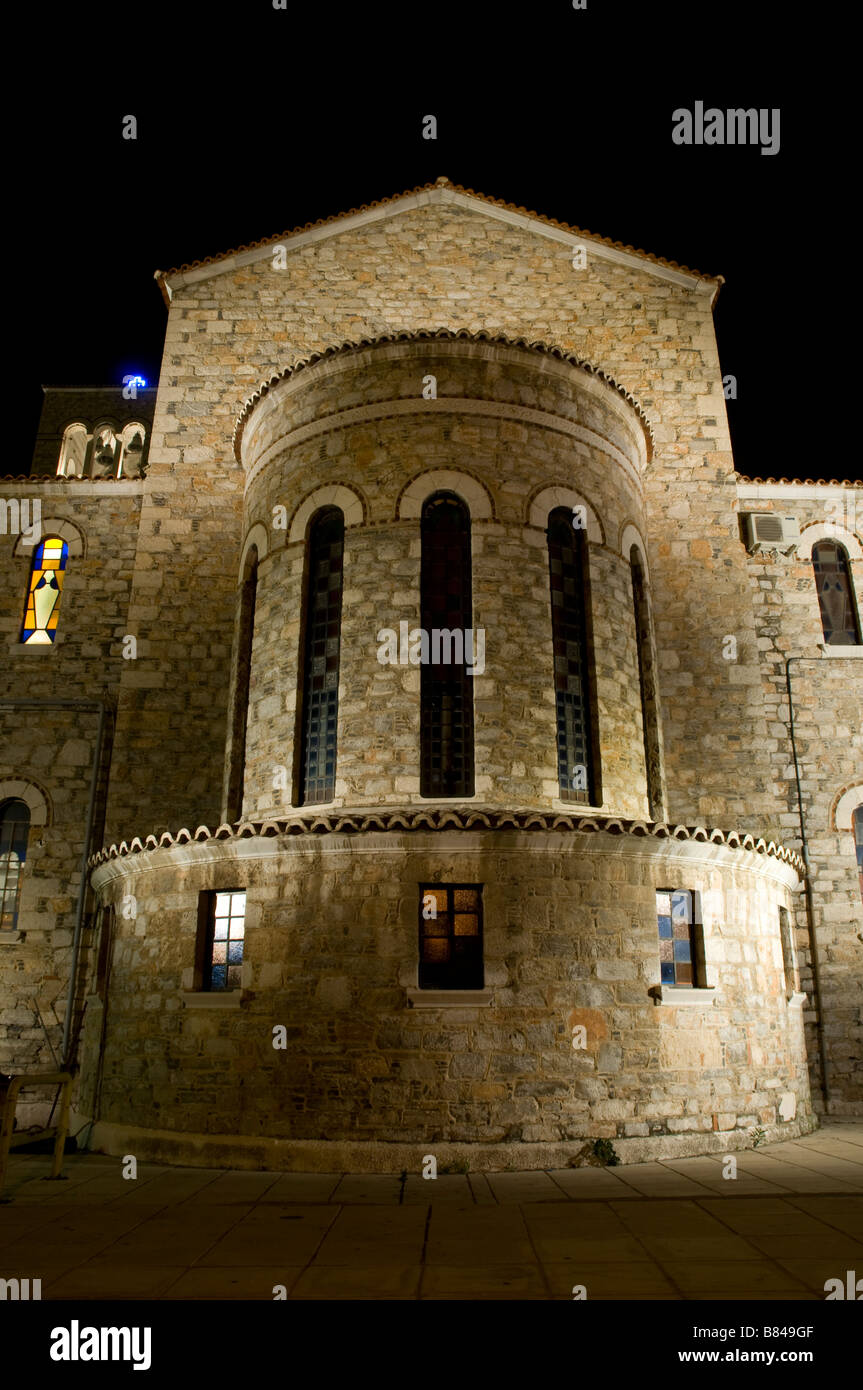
[
  {"left": 547, "top": 507, "right": 598, "bottom": 804},
  {"left": 630, "top": 546, "right": 662, "bottom": 819},
  {"left": 20, "top": 537, "right": 68, "bottom": 644},
  {"left": 420, "top": 493, "right": 475, "bottom": 798},
  {"left": 296, "top": 508, "right": 344, "bottom": 805},
  {"left": 226, "top": 547, "right": 258, "bottom": 821},
  {"left": 0, "top": 799, "right": 30, "bottom": 932},
  {"left": 854, "top": 806, "right": 863, "bottom": 906},
  {"left": 812, "top": 541, "right": 861, "bottom": 645},
  {"left": 117, "top": 423, "right": 147, "bottom": 479},
  {"left": 89, "top": 426, "right": 120, "bottom": 479},
  {"left": 57, "top": 423, "right": 88, "bottom": 477}
]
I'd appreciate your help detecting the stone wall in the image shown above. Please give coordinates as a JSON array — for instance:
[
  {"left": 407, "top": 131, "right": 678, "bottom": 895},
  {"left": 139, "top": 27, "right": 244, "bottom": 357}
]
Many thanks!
[
  {"left": 0, "top": 479, "right": 142, "bottom": 1114},
  {"left": 737, "top": 480, "right": 863, "bottom": 1112},
  {"left": 85, "top": 824, "right": 809, "bottom": 1163}
]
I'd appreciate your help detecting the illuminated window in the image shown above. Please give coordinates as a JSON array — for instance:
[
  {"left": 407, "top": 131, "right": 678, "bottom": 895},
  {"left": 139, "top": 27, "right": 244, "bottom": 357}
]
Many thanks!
[
  {"left": 21, "top": 537, "right": 68, "bottom": 645},
  {"left": 854, "top": 806, "right": 863, "bottom": 906},
  {"left": 297, "top": 508, "right": 344, "bottom": 805},
  {"left": 117, "top": 423, "right": 147, "bottom": 479},
  {"left": 420, "top": 493, "right": 475, "bottom": 798},
  {"left": 419, "top": 884, "right": 482, "bottom": 989},
  {"left": 812, "top": 541, "right": 861, "bottom": 645},
  {"left": 656, "top": 889, "right": 704, "bottom": 987},
  {"left": 0, "top": 799, "right": 30, "bottom": 932},
  {"left": 630, "top": 547, "right": 662, "bottom": 819},
  {"left": 196, "top": 891, "right": 246, "bottom": 992},
  {"left": 57, "top": 423, "right": 88, "bottom": 477},
  {"left": 90, "top": 426, "right": 120, "bottom": 479},
  {"left": 547, "top": 508, "right": 597, "bottom": 803}
]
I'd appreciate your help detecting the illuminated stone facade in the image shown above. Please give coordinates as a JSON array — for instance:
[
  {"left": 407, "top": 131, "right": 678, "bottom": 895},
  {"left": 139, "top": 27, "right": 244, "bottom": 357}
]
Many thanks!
[{"left": 1, "top": 182, "right": 860, "bottom": 1164}]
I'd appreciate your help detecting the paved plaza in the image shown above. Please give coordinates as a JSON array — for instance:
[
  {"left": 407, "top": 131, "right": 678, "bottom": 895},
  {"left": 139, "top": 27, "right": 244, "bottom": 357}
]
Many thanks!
[{"left": 1, "top": 1124, "right": 862, "bottom": 1300}]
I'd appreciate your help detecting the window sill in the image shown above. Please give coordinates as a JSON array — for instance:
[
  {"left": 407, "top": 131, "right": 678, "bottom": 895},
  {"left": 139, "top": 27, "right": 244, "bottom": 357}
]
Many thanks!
[
  {"left": 650, "top": 985, "right": 717, "bottom": 1007},
  {"left": 819, "top": 644, "right": 863, "bottom": 657},
  {"left": 406, "top": 989, "right": 493, "bottom": 1008},
  {"left": 182, "top": 991, "right": 243, "bottom": 1009},
  {"left": 0, "top": 931, "right": 24, "bottom": 944},
  {"left": 787, "top": 991, "right": 807, "bottom": 1007}
]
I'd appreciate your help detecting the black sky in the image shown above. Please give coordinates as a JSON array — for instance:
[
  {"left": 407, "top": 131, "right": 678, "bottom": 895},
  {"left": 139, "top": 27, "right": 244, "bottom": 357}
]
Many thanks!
[{"left": 14, "top": 4, "right": 843, "bottom": 481}]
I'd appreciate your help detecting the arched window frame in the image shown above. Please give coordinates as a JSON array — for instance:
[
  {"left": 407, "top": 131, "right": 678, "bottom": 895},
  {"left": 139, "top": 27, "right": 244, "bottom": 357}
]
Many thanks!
[
  {"left": 294, "top": 506, "right": 345, "bottom": 806},
  {"left": 419, "top": 491, "right": 476, "bottom": 799},
  {"left": 853, "top": 805, "right": 863, "bottom": 907},
  {"left": 57, "top": 422, "right": 89, "bottom": 477},
  {"left": 0, "top": 798, "right": 31, "bottom": 933},
  {"left": 546, "top": 507, "right": 600, "bottom": 805},
  {"left": 811, "top": 540, "right": 862, "bottom": 645}
]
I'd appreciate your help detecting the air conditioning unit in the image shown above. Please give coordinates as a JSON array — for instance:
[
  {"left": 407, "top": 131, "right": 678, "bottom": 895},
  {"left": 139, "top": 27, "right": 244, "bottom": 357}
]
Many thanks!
[{"left": 743, "top": 513, "right": 800, "bottom": 554}]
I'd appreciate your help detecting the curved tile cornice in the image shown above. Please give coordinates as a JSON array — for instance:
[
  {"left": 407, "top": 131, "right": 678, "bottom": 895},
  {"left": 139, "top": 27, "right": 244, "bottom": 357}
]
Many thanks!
[{"left": 89, "top": 806, "right": 805, "bottom": 877}]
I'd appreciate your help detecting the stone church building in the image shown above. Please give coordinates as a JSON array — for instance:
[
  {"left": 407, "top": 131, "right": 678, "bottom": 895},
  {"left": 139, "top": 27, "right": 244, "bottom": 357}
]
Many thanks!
[{"left": 1, "top": 178, "right": 861, "bottom": 1170}]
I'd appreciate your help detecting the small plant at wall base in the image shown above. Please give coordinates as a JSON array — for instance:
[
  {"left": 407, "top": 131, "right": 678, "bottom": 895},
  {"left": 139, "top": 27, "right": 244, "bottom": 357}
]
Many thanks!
[
  {"left": 751, "top": 1126, "right": 767, "bottom": 1149},
  {"left": 593, "top": 1138, "right": 620, "bottom": 1167}
]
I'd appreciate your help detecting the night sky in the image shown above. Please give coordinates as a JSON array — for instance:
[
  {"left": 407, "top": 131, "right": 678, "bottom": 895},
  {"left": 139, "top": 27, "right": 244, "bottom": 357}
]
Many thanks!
[{"left": 15, "top": 4, "right": 837, "bottom": 481}]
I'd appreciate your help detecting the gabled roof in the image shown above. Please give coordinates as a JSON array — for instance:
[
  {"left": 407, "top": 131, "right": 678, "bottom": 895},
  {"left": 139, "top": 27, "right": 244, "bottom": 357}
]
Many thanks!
[{"left": 154, "top": 177, "right": 723, "bottom": 307}]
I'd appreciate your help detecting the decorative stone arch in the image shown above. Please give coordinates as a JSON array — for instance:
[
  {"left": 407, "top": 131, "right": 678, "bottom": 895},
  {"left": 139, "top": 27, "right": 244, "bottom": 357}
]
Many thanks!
[
  {"left": 398, "top": 469, "right": 493, "bottom": 521},
  {"left": 833, "top": 784, "right": 863, "bottom": 832},
  {"left": 57, "top": 422, "right": 89, "bottom": 477},
  {"left": 797, "top": 523, "right": 863, "bottom": 562},
  {"left": 0, "top": 778, "right": 51, "bottom": 827},
  {"left": 287, "top": 484, "right": 365, "bottom": 544},
  {"left": 238, "top": 522, "right": 269, "bottom": 581},
  {"left": 527, "top": 484, "right": 604, "bottom": 545},
  {"left": 620, "top": 522, "right": 650, "bottom": 577},
  {"left": 12, "top": 518, "right": 86, "bottom": 559}
]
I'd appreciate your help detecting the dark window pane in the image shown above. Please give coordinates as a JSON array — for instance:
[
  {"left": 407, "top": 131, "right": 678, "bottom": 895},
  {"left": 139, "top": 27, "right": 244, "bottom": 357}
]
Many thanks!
[
  {"left": 812, "top": 541, "right": 862, "bottom": 645},
  {"left": 547, "top": 509, "right": 594, "bottom": 802},
  {"left": 420, "top": 495, "right": 475, "bottom": 797},
  {"left": 299, "top": 509, "right": 344, "bottom": 804}
]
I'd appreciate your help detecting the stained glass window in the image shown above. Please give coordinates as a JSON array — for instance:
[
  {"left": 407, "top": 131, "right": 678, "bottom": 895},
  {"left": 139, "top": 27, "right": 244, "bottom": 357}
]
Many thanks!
[
  {"left": 657, "top": 889, "right": 701, "bottom": 987},
  {"left": 419, "top": 884, "right": 482, "bottom": 989},
  {"left": 631, "top": 548, "right": 662, "bottom": 819},
  {"left": 420, "top": 494, "right": 475, "bottom": 798},
  {"left": 227, "top": 550, "right": 258, "bottom": 821},
  {"left": 0, "top": 799, "right": 30, "bottom": 932},
  {"left": 547, "top": 509, "right": 596, "bottom": 803},
  {"left": 778, "top": 906, "right": 798, "bottom": 996},
  {"left": 812, "top": 541, "right": 861, "bottom": 645},
  {"left": 298, "top": 509, "right": 344, "bottom": 805},
  {"left": 204, "top": 891, "right": 246, "bottom": 992},
  {"left": 854, "top": 806, "right": 863, "bottom": 907},
  {"left": 21, "top": 538, "right": 68, "bottom": 644}
]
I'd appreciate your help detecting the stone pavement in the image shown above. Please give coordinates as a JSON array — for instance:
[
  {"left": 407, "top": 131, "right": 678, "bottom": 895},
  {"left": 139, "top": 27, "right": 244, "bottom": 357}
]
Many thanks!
[{"left": 1, "top": 1124, "right": 862, "bottom": 1300}]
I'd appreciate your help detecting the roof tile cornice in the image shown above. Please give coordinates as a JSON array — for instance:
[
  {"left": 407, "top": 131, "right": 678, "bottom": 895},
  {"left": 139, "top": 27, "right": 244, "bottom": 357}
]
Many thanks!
[
  {"left": 88, "top": 806, "right": 804, "bottom": 878},
  {"left": 232, "top": 327, "right": 655, "bottom": 464},
  {"left": 154, "top": 178, "right": 721, "bottom": 304},
  {"left": 736, "top": 475, "right": 863, "bottom": 488}
]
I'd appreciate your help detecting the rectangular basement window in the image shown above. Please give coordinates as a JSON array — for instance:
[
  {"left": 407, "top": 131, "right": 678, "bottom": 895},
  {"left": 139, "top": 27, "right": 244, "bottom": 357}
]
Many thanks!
[
  {"left": 656, "top": 888, "right": 706, "bottom": 988},
  {"left": 418, "top": 883, "right": 483, "bottom": 990},
  {"left": 192, "top": 889, "right": 246, "bottom": 993}
]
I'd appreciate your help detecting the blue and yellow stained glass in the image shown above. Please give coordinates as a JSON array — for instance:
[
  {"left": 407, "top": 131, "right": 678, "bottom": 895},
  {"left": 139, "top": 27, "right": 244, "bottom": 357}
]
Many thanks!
[{"left": 21, "top": 538, "right": 68, "bottom": 644}]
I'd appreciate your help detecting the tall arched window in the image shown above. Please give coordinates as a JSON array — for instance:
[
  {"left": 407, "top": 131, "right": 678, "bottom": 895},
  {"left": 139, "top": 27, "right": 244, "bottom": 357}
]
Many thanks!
[
  {"left": 20, "top": 537, "right": 69, "bottom": 644},
  {"left": 547, "top": 507, "right": 598, "bottom": 804},
  {"left": 812, "top": 541, "right": 861, "bottom": 645},
  {"left": 630, "top": 546, "right": 662, "bottom": 819},
  {"left": 226, "top": 547, "right": 258, "bottom": 822},
  {"left": 420, "top": 493, "right": 475, "bottom": 798},
  {"left": 854, "top": 805, "right": 863, "bottom": 906},
  {"left": 0, "top": 799, "right": 30, "bottom": 932},
  {"left": 57, "top": 423, "right": 88, "bottom": 477},
  {"left": 296, "top": 508, "right": 344, "bottom": 805}
]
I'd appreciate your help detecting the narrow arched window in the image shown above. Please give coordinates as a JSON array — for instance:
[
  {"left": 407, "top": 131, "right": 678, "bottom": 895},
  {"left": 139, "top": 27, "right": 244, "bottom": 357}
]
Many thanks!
[
  {"left": 21, "top": 537, "right": 69, "bottom": 644},
  {"left": 0, "top": 799, "right": 30, "bottom": 932},
  {"left": 812, "top": 541, "right": 861, "bottom": 645},
  {"left": 420, "top": 493, "right": 475, "bottom": 798},
  {"left": 630, "top": 546, "right": 662, "bottom": 819},
  {"left": 296, "top": 508, "right": 344, "bottom": 805},
  {"left": 547, "top": 508, "right": 598, "bottom": 804},
  {"left": 226, "top": 547, "right": 258, "bottom": 822},
  {"left": 854, "top": 805, "right": 863, "bottom": 906},
  {"left": 57, "top": 423, "right": 88, "bottom": 477}
]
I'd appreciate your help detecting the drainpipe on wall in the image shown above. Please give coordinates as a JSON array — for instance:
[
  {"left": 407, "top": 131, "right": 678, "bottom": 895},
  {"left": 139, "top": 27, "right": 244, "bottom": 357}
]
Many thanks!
[
  {"left": 784, "top": 653, "right": 861, "bottom": 1113},
  {"left": 0, "top": 697, "right": 111, "bottom": 1070}
]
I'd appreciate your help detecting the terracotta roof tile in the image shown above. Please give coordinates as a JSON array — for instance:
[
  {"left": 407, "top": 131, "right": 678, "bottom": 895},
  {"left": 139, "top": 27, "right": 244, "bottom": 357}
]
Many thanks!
[{"left": 736, "top": 475, "right": 863, "bottom": 487}]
